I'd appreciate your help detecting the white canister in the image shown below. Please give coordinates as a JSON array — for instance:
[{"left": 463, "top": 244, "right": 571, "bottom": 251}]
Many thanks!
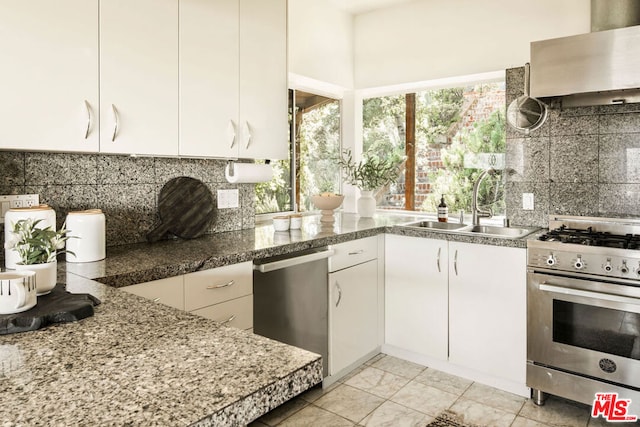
[
  {"left": 4, "top": 205, "right": 56, "bottom": 270},
  {"left": 0, "top": 271, "right": 37, "bottom": 315},
  {"left": 65, "top": 209, "right": 106, "bottom": 263}
]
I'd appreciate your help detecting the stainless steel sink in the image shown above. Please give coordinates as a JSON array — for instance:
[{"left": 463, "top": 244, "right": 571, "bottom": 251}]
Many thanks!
[
  {"left": 464, "top": 224, "right": 538, "bottom": 238},
  {"left": 403, "top": 220, "right": 468, "bottom": 231},
  {"left": 401, "top": 220, "right": 538, "bottom": 239}
]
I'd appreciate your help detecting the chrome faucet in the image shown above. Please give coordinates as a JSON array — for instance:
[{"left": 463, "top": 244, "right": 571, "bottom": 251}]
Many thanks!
[{"left": 472, "top": 168, "right": 496, "bottom": 226}]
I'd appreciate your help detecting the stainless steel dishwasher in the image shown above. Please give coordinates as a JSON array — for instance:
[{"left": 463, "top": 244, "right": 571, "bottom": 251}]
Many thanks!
[{"left": 253, "top": 247, "right": 334, "bottom": 377}]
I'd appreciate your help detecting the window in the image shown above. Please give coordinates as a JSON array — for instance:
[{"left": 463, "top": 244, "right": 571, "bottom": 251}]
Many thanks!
[
  {"left": 256, "top": 90, "right": 341, "bottom": 215},
  {"left": 363, "top": 80, "right": 506, "bottom": 216}
]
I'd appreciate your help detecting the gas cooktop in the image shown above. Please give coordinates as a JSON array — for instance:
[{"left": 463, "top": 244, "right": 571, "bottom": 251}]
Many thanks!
[
  {"left": 528, "top": 215, "right": 640, "bottom": 281},
  {"left": 539, "top": 225, "right": 640, "bottom": 249}
]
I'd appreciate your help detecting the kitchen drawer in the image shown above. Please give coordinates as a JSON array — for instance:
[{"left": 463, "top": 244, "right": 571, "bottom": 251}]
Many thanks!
[
  {"left": 190, "top": 295, "right": 253, "bottom": 330},
  {"left": 122, "top": 276, "right": 184, "bottom": 310},
  {"left": 184, "top": 261, "right": 252, "bottom": 311},
  {"left": 328, "top": 236, "right": 378, "bottom": 272}
]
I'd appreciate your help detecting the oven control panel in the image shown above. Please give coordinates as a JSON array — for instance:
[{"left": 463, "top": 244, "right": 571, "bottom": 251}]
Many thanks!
[{"left": 528, "top": 244, "right": 640, "bottom": 281}]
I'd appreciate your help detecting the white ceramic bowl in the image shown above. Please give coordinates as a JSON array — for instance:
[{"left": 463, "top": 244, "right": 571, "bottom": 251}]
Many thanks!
[
  {"left": 273, "top": 216, "right": 290, "bottom": 232},
  {"left": 311, "top": 194, "right": 345, "bottom": 211}
]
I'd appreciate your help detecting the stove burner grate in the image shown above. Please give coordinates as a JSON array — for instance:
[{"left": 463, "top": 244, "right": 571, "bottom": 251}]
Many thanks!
[{"left": 540, "top": 225, "right": 640, "bottom": 249}]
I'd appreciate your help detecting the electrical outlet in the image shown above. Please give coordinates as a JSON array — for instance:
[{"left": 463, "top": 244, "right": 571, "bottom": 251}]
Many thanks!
[
  {"left": 522, "top": 193, "right": 534, "bottom": 210},
  {"left": 217, "top": 189, "right": 239, "bottom": 209},
  {"left": 0, "top": 194, "right": 40, "bottom": 224}
]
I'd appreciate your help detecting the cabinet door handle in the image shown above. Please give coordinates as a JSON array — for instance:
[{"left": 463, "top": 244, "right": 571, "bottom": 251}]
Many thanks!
[
  {"left": 437, "top": 247, "right": 441, "bottom": 273},
  {"left": 454, "top": 249, "right": 458, "bottom": 276},
  {"left": 84, "top": 100, "right": 92, "bottom": 139},
  {"left": 207, "top": 280, "right": 235, "bottom": 290},
  {"left": 348, "top": 250, "right": 364, "bottom": 255},
  {"left": 335, "top": 281, "right": 342, "bottom": 307},
  {"left": 227, "top": 120, "right": 237, "bottom": 148},
  {"left": 242, "top": 121, "right": 252, "bottom": 149},
  {"left": 111, "top": 104, "right": 119, "bottom": 141},
  {"left": 220, "top": 314, "right": 236, "bottom": 325}
]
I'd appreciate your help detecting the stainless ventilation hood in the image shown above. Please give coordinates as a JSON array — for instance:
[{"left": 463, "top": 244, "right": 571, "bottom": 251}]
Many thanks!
[{"left": 529, "top": 0, "right": 640, "bottom": 108}]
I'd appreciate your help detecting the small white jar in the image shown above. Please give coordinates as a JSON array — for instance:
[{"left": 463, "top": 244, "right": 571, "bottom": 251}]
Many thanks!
[
  {"left": 273, "top": 216, "right": 290, "bottom": 232},
  {"left": 290, "top": 214, "right": 302, "bottom": 230},
  {"left": 65, "top": 209, "right": 106, "bottom": 263}
]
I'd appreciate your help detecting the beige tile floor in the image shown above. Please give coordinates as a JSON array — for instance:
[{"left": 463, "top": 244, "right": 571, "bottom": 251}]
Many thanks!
[{"left": 249, "top": 354, "right": 640, "bottom": 427}]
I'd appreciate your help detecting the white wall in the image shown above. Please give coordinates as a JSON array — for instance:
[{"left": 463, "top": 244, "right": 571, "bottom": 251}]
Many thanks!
[
  {"left": 288, "top": 0, "right": 354, "bottom": 89},
  {"left": 354, "top": 0, "right": 591, "bottom": 89}
]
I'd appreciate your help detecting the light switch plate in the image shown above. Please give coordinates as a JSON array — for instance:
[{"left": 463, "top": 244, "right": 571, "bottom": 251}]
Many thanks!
[
  {"left": 0, "top": 194, "right": 40, "bottom": 224},
  {"left": 522, "top": 193, "right": 534, "bottom": 210},
  {"left": 217, "top": 189, "right": 239, "bottom": 209}
]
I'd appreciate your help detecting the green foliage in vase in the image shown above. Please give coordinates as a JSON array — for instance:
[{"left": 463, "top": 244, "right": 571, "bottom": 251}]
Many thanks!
[
  {"left": 337, "top": 149, "right": 402, "bottom": 191},
  {"left": 5, "top": 218, "right": 74, "bottom": 265}
]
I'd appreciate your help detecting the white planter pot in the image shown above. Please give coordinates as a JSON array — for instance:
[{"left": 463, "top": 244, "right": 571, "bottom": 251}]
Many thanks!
[
  {"left": 357, "top": 190, "right": 377, "bottom": 218},
  {"left": 15, "top": 260, "right": 57, "bottom": 296}
]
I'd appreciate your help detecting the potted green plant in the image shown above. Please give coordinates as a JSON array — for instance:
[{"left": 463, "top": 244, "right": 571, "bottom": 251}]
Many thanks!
[
  {"left": 337, "top": 149, "right": 400, "bottom": 217},
  {"left": 5, "top": 218, "right": 74, "bottom": 295}
]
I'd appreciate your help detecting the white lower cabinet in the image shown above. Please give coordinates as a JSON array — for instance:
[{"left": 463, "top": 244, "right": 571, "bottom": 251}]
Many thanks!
[
  {"left": 122, "top": 276, "right": 184, "bottom": 310},
  {"left": 327, "top": 237, "right": 380, "bottom": 381},
  {"left": 384, "top": 234, "right": 527, "bottom": 396},
  {"left": 191, "top": 295, "right": 252, "bottom": 330},
  {"left": 329, "top": 259, "right": 378, "bottom": 375},
  {"left": 122, "top": 261, "right": 253, "bottom": 330},
  {"left": 385, "top": 235, "right": 448, "bottom": 361},
  {"left": 448, "top": 241, "right": 526, "bottom": 386},
  {"left": 184, "top": 262, "right": 253, "bottom": 330}
]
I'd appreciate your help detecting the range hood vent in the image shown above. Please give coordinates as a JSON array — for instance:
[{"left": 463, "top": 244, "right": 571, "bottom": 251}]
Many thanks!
[{"left": 530, "top": 0, "right": 640, "bottom": 107}]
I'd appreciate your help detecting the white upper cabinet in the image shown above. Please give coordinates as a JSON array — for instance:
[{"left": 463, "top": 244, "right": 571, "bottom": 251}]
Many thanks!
[
  {"left": 99, "top": 0, "right": 178, "bottom": 156},
  {"left": 0, "top": 0, "right": 99, "bottom": 152},
  {"left": 238, "top": 0, "right": 288, "bottom": 160},
  {"left": 179, "top": 0, "right": 288, "bottom": 160},
  {"left": 179, "top": 0, "right": 240, "bottom": 158}
]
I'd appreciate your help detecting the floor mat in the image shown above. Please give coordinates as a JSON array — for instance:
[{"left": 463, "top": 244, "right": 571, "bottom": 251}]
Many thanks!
[{"left": 426, "top": 410, "right": 484, "bottom": 427}]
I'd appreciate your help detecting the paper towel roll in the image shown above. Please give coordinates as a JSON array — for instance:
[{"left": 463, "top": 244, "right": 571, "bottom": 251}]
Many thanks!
[
  {"left": 225, "top": 163, "right": 274, "bottom": 184},
  {"left": 4, "top": 205, "right": 56, "bottom": 269}
]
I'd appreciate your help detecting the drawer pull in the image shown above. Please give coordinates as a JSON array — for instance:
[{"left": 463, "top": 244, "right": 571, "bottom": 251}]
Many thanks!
[
  {"left": 348, "top": 250, "right": 364, "bottom": 255},
  {"left": 221, "top": 314, "right": 236, "bottom": 325},
  {"left": 207, "top": 280, "right": 235, "bottom": 290}
]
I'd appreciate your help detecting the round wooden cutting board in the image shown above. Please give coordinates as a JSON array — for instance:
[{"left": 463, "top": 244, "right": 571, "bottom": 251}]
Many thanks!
[{"left": 147, "top": 177, "right": 215, "bottom": 242}]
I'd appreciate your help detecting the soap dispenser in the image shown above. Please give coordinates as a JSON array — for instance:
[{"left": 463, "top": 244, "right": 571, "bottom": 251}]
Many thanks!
[{"left": 438, "top": 195, "right": 448, "bottom": 222}]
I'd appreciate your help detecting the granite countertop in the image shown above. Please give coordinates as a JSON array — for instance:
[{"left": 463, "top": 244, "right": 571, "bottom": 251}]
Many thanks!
[
  {"left": 63, "top": 212, "right": 535, "bottom": 288},
  {"left": 0, "top": 212, "right": 538, "bottom": 426}
]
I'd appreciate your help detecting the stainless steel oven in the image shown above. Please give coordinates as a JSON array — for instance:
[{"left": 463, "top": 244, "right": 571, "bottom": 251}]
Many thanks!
[{"left": 527, "top": 216, "right": 640, "bottom": 415}]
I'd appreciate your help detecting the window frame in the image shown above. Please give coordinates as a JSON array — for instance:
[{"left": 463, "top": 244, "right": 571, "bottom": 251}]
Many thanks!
[{"left": 255, "top": 82, "right": 344, "bottom": 221}]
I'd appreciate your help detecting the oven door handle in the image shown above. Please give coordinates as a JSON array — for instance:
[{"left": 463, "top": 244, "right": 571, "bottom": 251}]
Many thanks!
[{"left": 539, "top": 283, "right": 640, "bottom": 306}]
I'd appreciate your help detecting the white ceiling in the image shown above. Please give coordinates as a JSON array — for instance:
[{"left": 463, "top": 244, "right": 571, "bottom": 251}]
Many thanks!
[{"left": 329, "top": 0, "right": 416, "bottom": 15}]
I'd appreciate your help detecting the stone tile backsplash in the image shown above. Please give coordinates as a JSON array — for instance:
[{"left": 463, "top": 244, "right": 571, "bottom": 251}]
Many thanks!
[
  {"left": 505, "top": 66, "right": 640, "bottom": 227},
  {"left": 0, "top": 153, "right": 255, "bottom": 254}
]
